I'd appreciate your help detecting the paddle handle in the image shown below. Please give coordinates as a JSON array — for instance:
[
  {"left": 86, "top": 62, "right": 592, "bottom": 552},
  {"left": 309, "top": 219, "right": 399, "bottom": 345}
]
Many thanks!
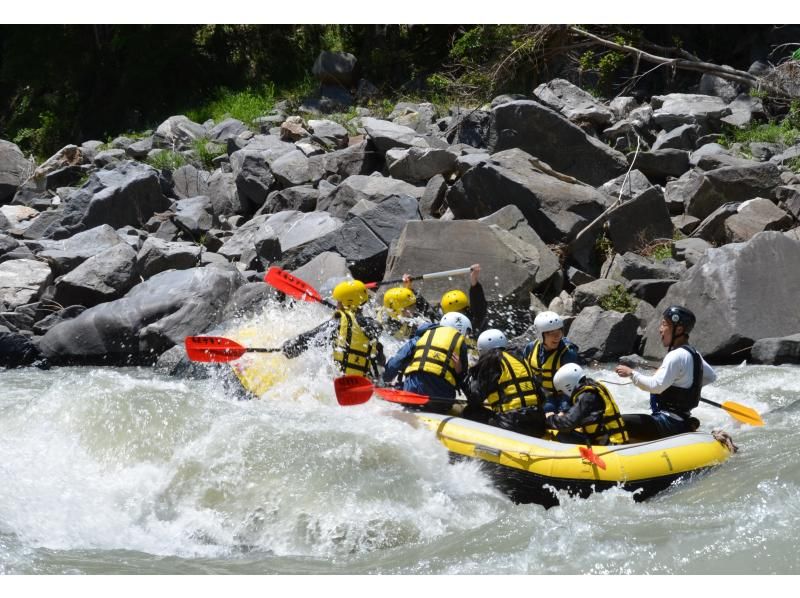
[
  {"left": 248, "top": 347, "right": 283, "bottom": 353},
  {"left": 365, "top": 266, "right": 474, "bottom": 289}
]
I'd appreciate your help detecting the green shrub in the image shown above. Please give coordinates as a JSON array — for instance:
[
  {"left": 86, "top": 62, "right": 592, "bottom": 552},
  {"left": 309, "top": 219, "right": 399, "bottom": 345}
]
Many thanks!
[
  {"left": 146, "top": 150, "right": 188, "bottom": 171},
  {"left": 186, "top": 84, "right": 277, "bottom": 127},
  {"left": 599, "top": 284, "right": 639, "bottom": 314},
  {"left": 191, "top": 138, "right": 227, "bottom": 169}
]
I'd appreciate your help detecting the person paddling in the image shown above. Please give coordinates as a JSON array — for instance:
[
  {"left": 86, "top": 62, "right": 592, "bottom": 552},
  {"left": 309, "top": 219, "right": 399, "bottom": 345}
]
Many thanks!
[
  {"left": 546, "top": 364, "right": 628, "bottom": 446},
  {"left": 382, "top": 312, "right": 472, "bottom": 414},
  {"left": 464, "top": 328, "right": 544, "bottom": 437},
  {"left": 615, "top": 305, "right": 716, "bottom": 439},
  {"left": 376, "top": 276, "right": 429, "bottom": 341},
  {"left": 523, "top": 311, "right": 582, "bottom": 415},
  {"left": 281, "top": 279, "right": 384, "bottom": 379}
]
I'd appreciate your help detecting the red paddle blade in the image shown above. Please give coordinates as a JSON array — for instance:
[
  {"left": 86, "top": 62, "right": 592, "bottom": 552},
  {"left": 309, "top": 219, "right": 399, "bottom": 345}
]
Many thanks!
[
  {"left": 579, "top": 446, "right": 607, "bottom": 470},
  {"left": 184, "top": 336, "right": 247, "bottom": 362},
  {"left": 265, "top": 267, "right": 323, "bottom": 303},
  {"left": 373, "top": 388, "right": 431, "bottom": 406},
  {"left": 334, "top": 375, "right": 374, "bottom": 406}
]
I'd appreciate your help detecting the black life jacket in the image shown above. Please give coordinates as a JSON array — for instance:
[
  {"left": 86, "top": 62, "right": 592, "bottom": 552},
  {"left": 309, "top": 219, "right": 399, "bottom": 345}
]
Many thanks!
[{"left": 651, "top": 345, "right": 703, "bottom": 418}]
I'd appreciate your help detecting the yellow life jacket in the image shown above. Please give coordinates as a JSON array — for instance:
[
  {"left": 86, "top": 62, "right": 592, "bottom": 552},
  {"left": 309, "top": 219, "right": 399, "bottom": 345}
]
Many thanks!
[
  {"left": 334, "top": 309, "right": 377, "bottom": 377},
  {"left": 527, "top": 340, "right": 571, "bottom": 394},
  {"left": 403, "top": 325, "right": 464, "bottom": 387},
  {"left": 572, "top": 380, "right": 628, "bottom": 445},
  {"left": 485, "top": 351, "right": 540, "bottom": 413}
]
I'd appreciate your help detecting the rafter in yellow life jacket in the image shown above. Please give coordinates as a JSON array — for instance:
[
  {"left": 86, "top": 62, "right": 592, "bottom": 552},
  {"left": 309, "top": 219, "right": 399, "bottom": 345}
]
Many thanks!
[
  {"left": 334, "top": 309, "right": 378, "bottom": 377},
  {"left": 404, "top": 325, "right": 464, "bottom": 387},
  {"left": 486, "top": 352, "right": 540, "bottom": 413},
  {"left": 572, "top": 380, "right": 628, "bottom": 445},
  {"left": 528, "top": 340, "right": 571, "bottom": 394}
]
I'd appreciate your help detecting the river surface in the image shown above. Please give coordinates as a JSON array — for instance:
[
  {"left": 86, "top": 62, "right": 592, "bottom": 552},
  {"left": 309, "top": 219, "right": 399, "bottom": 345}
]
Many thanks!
[{"left": 2, "top": 301, "right": 799, "bottom": 575}]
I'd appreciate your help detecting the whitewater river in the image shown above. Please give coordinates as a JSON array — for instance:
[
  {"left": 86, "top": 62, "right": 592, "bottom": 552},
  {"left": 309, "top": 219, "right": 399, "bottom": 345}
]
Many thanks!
[{"left": 2, "top": 301, "right": 799, "bottom": 575}]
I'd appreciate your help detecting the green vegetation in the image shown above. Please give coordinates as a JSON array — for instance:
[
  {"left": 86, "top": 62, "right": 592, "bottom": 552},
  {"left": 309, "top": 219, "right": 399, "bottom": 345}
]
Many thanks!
[
  {"left": 720, "top": 100, "right": 800, "bottom": 149},
  {"left": 191, "top": 138, "right": 227, "bottom": 169},
  {"left": 146, "top": 150, "right": 188, "bottom": 171},
  {"left": 599, "top": 284, "right": 639, "bottom": 314},
  {"left": 186, "top": 85, "right": 277, "bottom": 127}
]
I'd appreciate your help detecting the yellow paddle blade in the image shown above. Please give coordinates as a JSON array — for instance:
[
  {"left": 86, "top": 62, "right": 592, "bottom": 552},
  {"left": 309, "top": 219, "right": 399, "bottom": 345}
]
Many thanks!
[{"left": 721, "top": 401, "right": 764, "bottom": 426}]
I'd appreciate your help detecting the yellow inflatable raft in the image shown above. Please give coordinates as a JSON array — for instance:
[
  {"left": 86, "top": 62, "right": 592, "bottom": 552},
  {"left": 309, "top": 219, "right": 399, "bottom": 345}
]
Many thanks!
[{"left": 414, "top": 412, "right": 733, "bottom": 507}]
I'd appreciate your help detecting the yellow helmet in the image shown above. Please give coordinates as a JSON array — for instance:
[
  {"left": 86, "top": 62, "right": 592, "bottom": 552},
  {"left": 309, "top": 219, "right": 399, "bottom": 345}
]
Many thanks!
[
  {"left": 440, "top": 289, "right": 469, "bottom": 314},
  {"left": 332, "top": 280, "right": 369, "bottom": 309},
  {"left": 383, "top": 287, "right": 416, "bottom": 316}
]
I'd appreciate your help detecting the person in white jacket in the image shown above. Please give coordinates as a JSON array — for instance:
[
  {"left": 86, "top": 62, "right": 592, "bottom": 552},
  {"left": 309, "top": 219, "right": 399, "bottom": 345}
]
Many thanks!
[{"left": 615, "top": 305, "right": 716, "bottom": 438}]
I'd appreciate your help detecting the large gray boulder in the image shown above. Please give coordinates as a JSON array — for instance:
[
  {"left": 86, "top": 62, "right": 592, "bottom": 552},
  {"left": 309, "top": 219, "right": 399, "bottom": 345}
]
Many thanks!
[
  {"left": 651, "top": 124, "right": 701, "bottom": 152},
  {"left": 0, "top": 259, "right": 53, "bottom": 310},
  {"left": 630, "top": 149, "right": 691, "bottom": 183},
  {"left": 602, "top": 252, "right": 686, "bottom": 283},
  {"left": 567, "top": 305, "right": 639, "bottom": 361},
  {"left": 172, "top": 164, "right": 210, "bottom": 200},
  {"left": 724, "top": 198, "right": 793, "bottom": 242},
  {"left": 0, "top": 140, "right": 34, "bottom": 204},
  {"left": 599, "top": 169, "right": 655, "bottom": 204},
  {"left": 684, "top": 162, "right": 784, "bottom": 220},
  {"left": 606, "top": 186, "right": 674, "bottom": 254},
  {"left": 315, "top": 140, "right": 382, "bottom": 179},
  {"left": 152, "top": 115, "right": 207, "bottom": 150},
  {"left": 317, "top": 174, "right": 424, "bottom": 219},
  {"left": 445, "top": 148, "right": 607, "bottom": 244},
  {"left": 39, "top": 264, "right": 245, "bottom": 364},
  {"left": 208, "top": 118, "right": 250, "bottom": 143},
  {"left": 52, "top": 242, "right": 138, "bottom": 307},
  {"left": 361, "top": 117, "right": 427, "bottom": 153},
  {"left": 642, "top": 231, "right": 800, "bottom": 362},
  {"left": 37, "top": 224, "right": 127, "bottom": 275},
  {"left": 489, "top": 100, "right": 628, "bottom": 186},
  {"left": 261, "top": 186, "right": 319, "bottom": 214},
  {"left": 750, "top": 333, "right": 800, "bottom": 365},
  {"left": 270, "top": 149, "right": 319, "bottom": 188},
  {"left": 721, "top": 94, "right": 766, "bottom": 128},
  {"left": 206, "top": 170, "right": 243, "bottom": 218},
  {"left": 312, "top": 51, "right": 358, "bottom": 87},
  {"left": 651, "top": 93, "right": 731, "bottom": 132},
  {"left": 173, "top": 195, "right": 214, "bottom": 236},
  {"left": 383, "top": 219, "right": 551, "bottom": 307},
  {"left": 348, "top": 194, "right": 421, "bottom": 246},
  {"left": 136, "top": 237, "right": 202, "bottom": 279},
  {"left": 533, "top": 79, "right": 614, "bottom": 129},
  {"left": 54, "top": 161, "right": 171, "bottom": 237},
  {"left": 386, "top": 147, "right": 458, "bottom": 184}
]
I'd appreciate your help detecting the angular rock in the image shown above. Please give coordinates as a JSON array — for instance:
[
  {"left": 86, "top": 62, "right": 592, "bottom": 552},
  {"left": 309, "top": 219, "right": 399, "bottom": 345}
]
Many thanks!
[
  {"left": 174, "top": 196, "right": 214, "bottom": 236},
  {"left": 606, "top": 186, "right": 674, "bottom": 254},
  {"left": 361, "top": 117, "right": 426, "bottom": 153},
  {"left": 270, "top": 149, "right": 317, "bottom": 187},
  {"left": 0, "top": 330, "right": 46, "bottom": 367},
  {"left": 172, "top": 164, "right": 210, "bottom": 199},
  {"left": 699, "top": 71, "right": 740, "bottom": 103},
  {"left": 489, "top": 100, "right": 628, "bottom": 186},
  {"left": 672, "top": 237, "right": 712, "bottom": 266},
  {"left": 290, "top": 251, "right": 351, "bottom": 298},
  {"left": 386, "top": 147, "right": 458, "bottom": 184},
  {"left": 52, "top": 243, "right": 138, "bottom": 307},
  {"left": 419, "top": 174, "right": 447, "bottom": 219},
  {"left": 39, "top": 264, "right": 245, "bottom": 364},
  {"left": 137, "top": 237, "right": 202, "bottom": 279},
  {"left": 672, "top": 214, "right": 701, "bottom": 235},
  {"left": 308, "top": 119, "right": 349, "bottom": 149},
  {"left": 445, "top": 109, "right": 492, "bottom": 149},
  {"left": 153, "top": 115, "right": 207, "bottom": 151},
  {"left": 750, "top": 333, "right": 800, "bottom": 365},
  {"left": 626, "top": 278, "right": 676, "bottom": 306},
  {"left": 690, "top": 202, "right": 742, "bottom": 245},
  {"left": 721, "top": 94, "right": 766, "bottom": 128},
  {"left": 261, "top": 186, "right": 319, "bottom": 214},
  {"left": 264, "top": 210, "right": 343, "bottom": 254},
  {"left": 208, "top": 118, "right": 249, "bottom": 143},
  {"left": 651, "top": 124, "right": 701, "bottom": 152},
  {"left": 317, "top": 174, "right": 424, "bottom": 219},
  {"left": 642, "top": 231, "right": 800, "bottom": 362},
  {"left": 572, "top": 278, "right": 622, "bottom": 312},
  {"left": 0, "top": 259, "right": 53, "bottom": 310},
  {"left": 55, "top": 161, "right": 171, "bottom": 237},
  {"left": 630, "top": 149, "right": 691, "bottom": 183},
  {"left": 93, "top": 149, "right": 127, "bottom": 168},
  {"left": 349, "top": 194, "right": 421, "bottom": 246},
  {"left": 567, "top": 305, "right": 639, "bottom": 361},
  {"left": 0, "top": 140, "right": 35, "bottom": 203},
  {"left": 602, "top": 251, "right": 686, "bottom": 283},
  {"left": 206, "top": 170, "right": 243, "bottom": 218},
  {"left": 446, "top": 148, "right": 606, "bottom": 244},
  {"left": 651, "top": 93, "right": 731, "bottom": 132},
  {"left": 724, "top": 198, "right": 793, "bottom": 242},
  {"left": 533, "top": 78, "right": 614, "bottom": 129},
  {"left": 684, "top": 162, "right": 784, "bottom": 220},
  {"left": 384, "top": 219, "right": 551, "bottom": 307},
  {"left": 599, "top": 169, "right": 654, "bottom": 204},
  {"left": 37, "top": 224, "right": 126, "bottom": 275},
  {"left": 312, "top": 51, "right": 358, "bottom": 87}
]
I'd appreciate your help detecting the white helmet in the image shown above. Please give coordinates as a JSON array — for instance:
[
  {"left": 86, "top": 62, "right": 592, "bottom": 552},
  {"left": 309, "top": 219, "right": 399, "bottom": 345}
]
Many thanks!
[
  {"left": 534, "top": 311, "right": 564, "bottom": 339},
  {"left": 440, "top": 312, "right": 472, "bottom": 337},
  {"left": 553, "top": 363, "right": 585, "bottom": 396},
  {"left": 477, "top": 329, "right": 508, "bottom": 354}
]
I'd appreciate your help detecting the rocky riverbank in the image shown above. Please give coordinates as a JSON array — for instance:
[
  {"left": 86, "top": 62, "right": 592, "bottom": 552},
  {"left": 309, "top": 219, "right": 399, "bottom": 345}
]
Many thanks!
[{"left": 2, "top": 51, "right": 800, "bottom": 371}]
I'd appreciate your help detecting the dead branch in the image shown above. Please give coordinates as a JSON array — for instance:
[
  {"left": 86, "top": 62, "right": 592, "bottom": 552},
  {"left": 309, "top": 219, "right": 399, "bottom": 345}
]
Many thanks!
[{"left": 569, "top": 26, "right": 791, "bottom": 97}]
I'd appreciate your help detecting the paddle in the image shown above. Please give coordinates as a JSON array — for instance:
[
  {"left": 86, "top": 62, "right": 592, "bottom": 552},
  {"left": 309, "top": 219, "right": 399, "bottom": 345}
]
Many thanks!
[
  {"left": 699, "top": 397, "right": 763, "bottom": 427},
  {"left": 184, "top": 336, "right": 282, "bottom": 363},
  {"left": 579, "top": 446, "right": 607, "bottom": 470},
  {"left": 264, "top": 267, "right": 337, "bottom": 309},
  {"left": 334, "top": 375, "right": 462, "bottom": 407},
  {"left": 364, "top": 266, "right": 474, "bottom": 289}
]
